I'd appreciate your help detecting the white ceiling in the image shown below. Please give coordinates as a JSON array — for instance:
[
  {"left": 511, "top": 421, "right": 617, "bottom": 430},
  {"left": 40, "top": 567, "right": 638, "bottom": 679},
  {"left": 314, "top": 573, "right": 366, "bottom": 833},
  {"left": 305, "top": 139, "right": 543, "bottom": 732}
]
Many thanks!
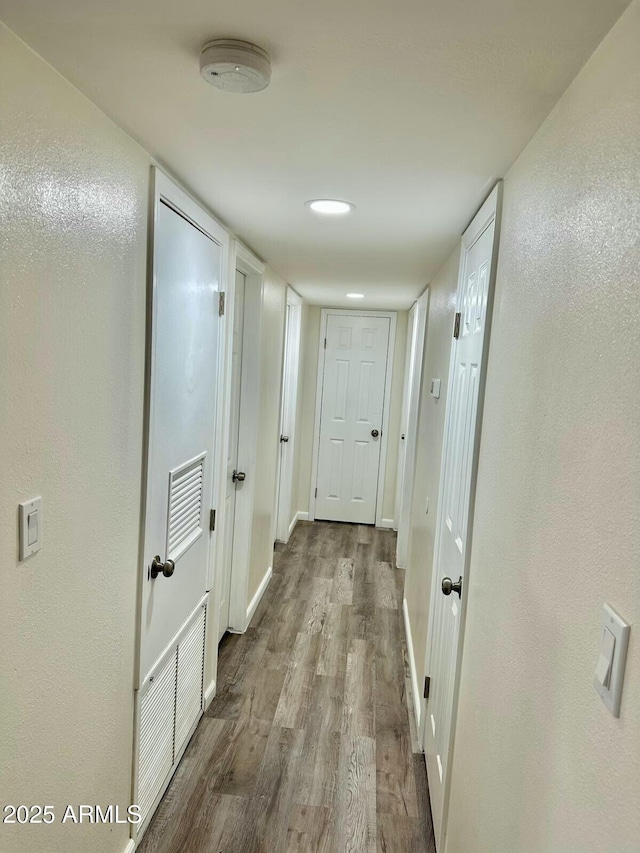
[{"left": 0, "top": 0, "right": 629, "bottom": 308}]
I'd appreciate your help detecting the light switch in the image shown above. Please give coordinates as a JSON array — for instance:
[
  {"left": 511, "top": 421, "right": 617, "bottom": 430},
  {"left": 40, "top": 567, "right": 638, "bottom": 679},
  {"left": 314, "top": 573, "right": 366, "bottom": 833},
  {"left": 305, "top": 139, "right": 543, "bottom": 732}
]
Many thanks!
[
  {"left": 594, "top": 628, "right": 615, "bottom": 689},
  {"left": 19, "top": 496, "right": 42, "bottom": 560},
  {"left": 594, "top": 603, "right": 630, "bottom": 717},
  {"left": 430, "top": 379, "right": 441, "bottom": 399}
]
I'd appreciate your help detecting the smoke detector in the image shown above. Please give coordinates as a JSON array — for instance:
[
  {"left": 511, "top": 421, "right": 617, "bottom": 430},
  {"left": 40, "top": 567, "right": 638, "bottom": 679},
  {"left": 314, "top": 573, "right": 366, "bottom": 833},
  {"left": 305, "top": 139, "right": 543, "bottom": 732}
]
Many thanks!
[{"left": 200, "top": 39, "right": 271, "bottom": 93}]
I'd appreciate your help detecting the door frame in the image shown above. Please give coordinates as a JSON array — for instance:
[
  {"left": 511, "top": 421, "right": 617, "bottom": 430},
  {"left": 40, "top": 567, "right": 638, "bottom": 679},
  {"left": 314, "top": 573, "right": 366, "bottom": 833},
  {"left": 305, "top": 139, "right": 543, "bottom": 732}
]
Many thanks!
[
  {"left": 420, "top": 183, "right": 503, "bottom": 848},
  {"left": 394, "top": 302, "right": 417, "bottom": 531},
  {"left": 133, "top": 166, "right": 230, "bottom": 840},
  {"left": 275, "top": 287, "right": 303, "bottom": 543},
  {"left": 136, "top": 166, "right": 230, "bottom": 690},
  {"left": 308, "top": 308, "right": 397, "bottom": 527},
  {"left": 223, "top": 242, "right": 265, "bottom": 633},
  {"left": 396, "top": 288, "right": 429, "bottom": 567}
]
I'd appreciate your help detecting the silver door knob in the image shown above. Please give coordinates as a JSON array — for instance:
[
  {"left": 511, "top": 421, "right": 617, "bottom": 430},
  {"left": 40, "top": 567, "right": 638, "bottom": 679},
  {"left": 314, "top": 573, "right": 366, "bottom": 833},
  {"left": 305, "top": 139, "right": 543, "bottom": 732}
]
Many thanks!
[
  {"left": 280, "top": 435, "right": 289, "bottom": 443},
  {"left": 150, "top": 555, "right": 175, "bottom": 579},
  {"left": 232, "top": 470, "right": 246, "bottom": 483},
  {"left": 441, "top": 576, "right": 462, "bottom": 597},
  {"left": 371, "top": 429, "right": 379, "bottom": 438}
]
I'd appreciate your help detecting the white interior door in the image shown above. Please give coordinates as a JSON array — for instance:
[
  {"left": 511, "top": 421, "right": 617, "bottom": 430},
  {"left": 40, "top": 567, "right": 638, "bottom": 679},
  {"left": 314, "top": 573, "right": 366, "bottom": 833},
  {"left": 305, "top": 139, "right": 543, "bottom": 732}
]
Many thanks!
[
  {"left": 276, "top": 289, "right": 302, "bottom": 542},
  {"left": 136, "top": 171, "right": 227, "bottom": 835},
  {"left": 394, "top": 304, "right": 416, "bottom": 531},
  {"left": 423, "top": 185, "right": 501, "bottom": 848},
  {"left": 218, "top": 269, "right": 245, "bottom": 641},
  {"left": 314, "top": 312, "right": 391, "bottom": 525},
  {"left": 396, "top": 291, "right": 428, "bottom": 567}
]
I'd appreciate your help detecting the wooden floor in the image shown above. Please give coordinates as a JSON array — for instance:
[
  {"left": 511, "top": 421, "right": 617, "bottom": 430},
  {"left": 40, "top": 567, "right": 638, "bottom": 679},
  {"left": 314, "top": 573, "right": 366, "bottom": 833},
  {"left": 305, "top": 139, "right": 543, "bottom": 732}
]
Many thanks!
[{"left": 139, "top": 521, "right": 436, "bottom": 853}]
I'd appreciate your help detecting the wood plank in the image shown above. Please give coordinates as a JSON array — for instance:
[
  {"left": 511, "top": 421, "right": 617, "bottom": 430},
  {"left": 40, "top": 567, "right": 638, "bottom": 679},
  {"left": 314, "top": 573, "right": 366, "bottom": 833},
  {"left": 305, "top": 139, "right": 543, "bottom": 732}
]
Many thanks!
[
  {"left": 334, "top": 734, "right": 377, "bottom": 853},
  {"left": 317, "top": 603, "right": 348, "bottom": 678},
  {"left": 375, "top": 561, "right": 398, "bottom": 610},
  {"left": 287, "top": 804, "right": 334, "bottom": 853},
  {"left": 342, "top": 638, "right": 376, "bottom": 738},
  {"left": 331, "top": 558, "right": 354, "bottom": 605},
  {"left": 273, "top": 632, "right": 321, "bottom": 729},
  {"left": 301, "top": 576, "right": 333, "bottom": 633}
]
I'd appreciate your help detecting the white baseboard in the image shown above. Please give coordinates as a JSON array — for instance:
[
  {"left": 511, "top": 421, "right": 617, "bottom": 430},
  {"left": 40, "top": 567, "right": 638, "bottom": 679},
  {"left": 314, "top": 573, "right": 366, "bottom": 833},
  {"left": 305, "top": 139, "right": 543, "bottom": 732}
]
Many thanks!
[
  {"left": 403, "top": 597, "right": 421, "bottom": 733},
  {"left": 204, "top": 679, "right": 216, "bottom": 710},
  {"left": 245, "top": 565, "right": 272, "bottom": 626},
  {"left": 122, "top": 840, "right": 136, "bottom": 853},
  {"left": 378, "top": 517, "right": 395, "bottom": 529},
  {"left": 286, "top": 510, "right": 309, "bottom": 539}
]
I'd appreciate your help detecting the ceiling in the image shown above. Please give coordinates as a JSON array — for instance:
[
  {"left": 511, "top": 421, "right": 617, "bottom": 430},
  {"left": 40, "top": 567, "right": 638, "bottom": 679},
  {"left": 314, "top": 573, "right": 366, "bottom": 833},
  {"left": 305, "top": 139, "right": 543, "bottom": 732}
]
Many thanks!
[{"left": 0, "top": 0, "right": 628, "bottom": 308}]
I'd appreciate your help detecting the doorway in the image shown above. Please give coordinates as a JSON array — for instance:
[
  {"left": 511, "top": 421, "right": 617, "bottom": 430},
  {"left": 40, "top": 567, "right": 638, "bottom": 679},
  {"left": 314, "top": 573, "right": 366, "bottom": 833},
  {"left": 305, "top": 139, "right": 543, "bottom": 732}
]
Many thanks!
[
  {"left": 422, "top": 184, "right": 502, "bottom": 849},
  {"left": 275, "top": 287, "right": 302, "bottom": 543},
  {"left": 309, "top": 309, "right": 396, "bottom": 526},
  {"left": 396, "top": 289, "right": 429, "bottom": 568},
  {"left": 133, "top": 169, "right": 228, "bottom": 838}
]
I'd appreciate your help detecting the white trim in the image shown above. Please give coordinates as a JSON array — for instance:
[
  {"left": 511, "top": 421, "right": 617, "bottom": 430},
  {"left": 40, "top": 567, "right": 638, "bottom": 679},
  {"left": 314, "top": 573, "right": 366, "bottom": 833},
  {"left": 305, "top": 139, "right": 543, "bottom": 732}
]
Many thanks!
[
  {"left": 378, "top": 517, "right": 395, "bottom": 529},
  {"left": 396, "top": 288, "right": 429, "bottom": 569},
  {"left": 308, "top": 308, "right": 397, "bottom": 526},
  {"left": 227, "top": 242, "right": 265, "bottom": 632},
  {"left": 275, "top": 287, "right": 303, "bottom": 543},
  {"left": 122, "top": 840, "right": 136, "bottom": 853},
  {"left": 287, "top": 509, "right": 309, "bottom": 538},
  {"left": 246, "top": 566, "right": 273, "bottom": 627},
  {"left": 204, "top": 679, "right": 216, "bottom": 710},
  {"left": 403, "top": 597, "right": 422, "bottom": 733}
]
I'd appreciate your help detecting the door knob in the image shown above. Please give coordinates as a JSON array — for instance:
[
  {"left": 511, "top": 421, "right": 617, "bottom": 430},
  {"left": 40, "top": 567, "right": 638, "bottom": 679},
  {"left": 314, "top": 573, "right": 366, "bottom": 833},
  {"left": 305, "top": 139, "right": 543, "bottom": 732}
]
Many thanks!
[
  {"left": 371, "top": 429, "right": 379, "bottom": 438},
  {"left": 150, "top": 555, "right": 175, "bottom": 579},
  {"left": 280, "top": 435, "right": 289, "bottom": 443},
  {"left": 232, "top": 469, "right": 246, "bottom": 483},
  {"left": 441, "top": 576, "right": 462, "bottom": 598}
]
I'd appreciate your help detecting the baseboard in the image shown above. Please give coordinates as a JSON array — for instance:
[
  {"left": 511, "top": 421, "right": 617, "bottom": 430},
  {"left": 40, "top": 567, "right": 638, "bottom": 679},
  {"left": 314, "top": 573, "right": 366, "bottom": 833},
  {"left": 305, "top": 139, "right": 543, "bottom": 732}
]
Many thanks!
[
  {"left": 297, "top": 511, "right": 309, "bottom": 521},
  {"left": 245, "top": 565, "right": 272, "bottom": 627},
  {"left": 204, "top": 679, "right": 216, "bottom": 710},
  {"left": 378, "top": 517, "right": 395, "bottom": 529},
  {"left": 403, "top": 597, "right": 422, "bottom": 733},
  {"left": 122, "top": 840, "right": 136, "bottom": 853}
]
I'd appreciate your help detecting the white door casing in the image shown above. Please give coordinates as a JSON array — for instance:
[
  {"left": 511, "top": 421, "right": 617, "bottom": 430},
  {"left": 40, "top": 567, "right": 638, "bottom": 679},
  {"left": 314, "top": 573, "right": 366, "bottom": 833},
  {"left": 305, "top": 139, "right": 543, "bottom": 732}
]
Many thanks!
[
  {"left": 394, "top": 303, "right": 417, "bottom": 531},
  {"left": 311, "top": 310, "right": 395, "bottom": 526},
  {"left": 134, "top": 169, "right": 229, "bottom": 837},
  {"left": 275, "top": 288, "right": 302, "bottom": 542},
  {"left": 217, "top": 269, "right": 246, "bottom": 641},
  {"left": 396, "top": 290, "right": 429, "bottom": 568},
  {"left": 422, "top": 184, "right": 502, "bottom": 849}
]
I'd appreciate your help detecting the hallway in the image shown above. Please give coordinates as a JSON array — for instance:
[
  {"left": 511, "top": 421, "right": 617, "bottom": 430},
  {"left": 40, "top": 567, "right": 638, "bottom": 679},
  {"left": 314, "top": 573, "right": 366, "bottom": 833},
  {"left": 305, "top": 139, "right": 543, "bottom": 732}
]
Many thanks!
[{"left": 138, "top": 521, "right": 436, "bottom": 852}]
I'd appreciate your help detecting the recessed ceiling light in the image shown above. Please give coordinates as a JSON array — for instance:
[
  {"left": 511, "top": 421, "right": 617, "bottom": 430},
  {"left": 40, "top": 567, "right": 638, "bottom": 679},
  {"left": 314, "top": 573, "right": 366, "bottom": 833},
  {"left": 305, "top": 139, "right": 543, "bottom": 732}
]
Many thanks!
[
  {"left": 306, "top": 199, "right": 354, "bottom": 215},
  {"left": 346, "top": 293, "right": 364, "bottom": 299}
]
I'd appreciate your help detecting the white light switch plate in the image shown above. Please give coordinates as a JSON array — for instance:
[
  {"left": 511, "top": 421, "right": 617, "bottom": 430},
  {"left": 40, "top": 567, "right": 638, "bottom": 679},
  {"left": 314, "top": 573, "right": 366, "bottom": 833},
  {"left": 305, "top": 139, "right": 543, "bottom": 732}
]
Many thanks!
[
  {"left": 19, "top": 496, "right": 42, "bottom": 560},
  {"left": 594, "top": 603, "right": 629, "bottom": 717},
  {"left": 430, "top": 379, "right": 441, "bottom": 399}
]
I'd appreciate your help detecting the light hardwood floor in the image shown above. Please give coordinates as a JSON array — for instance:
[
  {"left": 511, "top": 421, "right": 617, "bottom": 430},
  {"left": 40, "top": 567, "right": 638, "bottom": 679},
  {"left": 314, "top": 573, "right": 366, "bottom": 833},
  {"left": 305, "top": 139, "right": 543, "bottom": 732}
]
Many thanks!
[{"left": 138, "top": 521, "right": 436, "bottom": 852}]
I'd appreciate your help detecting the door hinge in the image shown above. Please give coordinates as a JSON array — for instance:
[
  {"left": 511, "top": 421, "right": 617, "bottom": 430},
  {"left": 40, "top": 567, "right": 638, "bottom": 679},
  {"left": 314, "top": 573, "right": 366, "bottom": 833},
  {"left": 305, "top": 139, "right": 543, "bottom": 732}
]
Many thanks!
[
  {"left": 209, "top": 509, "right": 216, "bottom": 532},
  {"left": 315, "top": 487, "right": 318, "bottom": 498},
  {"left": 324, "top": 337, "right": 327, "bottom": 349},
  {"left": 453, "top": 312, "right": 461, "bottom": 339},
  {"left": 218, "top": 291, "right": 226, "bottom": 316},
  {"left": 424, "top": 676, "right": 431, "bottom": 699}
]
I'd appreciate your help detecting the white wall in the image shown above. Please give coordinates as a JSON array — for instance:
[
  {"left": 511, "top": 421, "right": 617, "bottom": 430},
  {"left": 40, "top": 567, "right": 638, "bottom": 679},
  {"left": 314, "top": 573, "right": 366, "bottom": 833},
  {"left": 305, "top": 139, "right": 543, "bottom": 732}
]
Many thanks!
[
  {"left": 295, "top": 306, "right": 408, "bottom": 524},
  {"left": 0, "top": 23, "right": 148, "bottom": 853},
  {"left": 446, "top": 3, "right": 640, "bottom": 849}
]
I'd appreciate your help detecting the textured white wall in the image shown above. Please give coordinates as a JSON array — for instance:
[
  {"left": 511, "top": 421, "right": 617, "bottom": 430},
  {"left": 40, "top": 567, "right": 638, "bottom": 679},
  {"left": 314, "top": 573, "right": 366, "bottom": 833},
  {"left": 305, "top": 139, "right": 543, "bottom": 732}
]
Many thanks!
[
  {"left": 295, "top": 307, "right": 408, "bottom": 523},
  {"left": 404, "top": 247, "right": 460, "bottom": 694},
  {"left": 0, "top": 24, "right": 148, "bottom": 853},
  {"left": 447, "top": 2, "right": 640, "bottom": 850}
]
